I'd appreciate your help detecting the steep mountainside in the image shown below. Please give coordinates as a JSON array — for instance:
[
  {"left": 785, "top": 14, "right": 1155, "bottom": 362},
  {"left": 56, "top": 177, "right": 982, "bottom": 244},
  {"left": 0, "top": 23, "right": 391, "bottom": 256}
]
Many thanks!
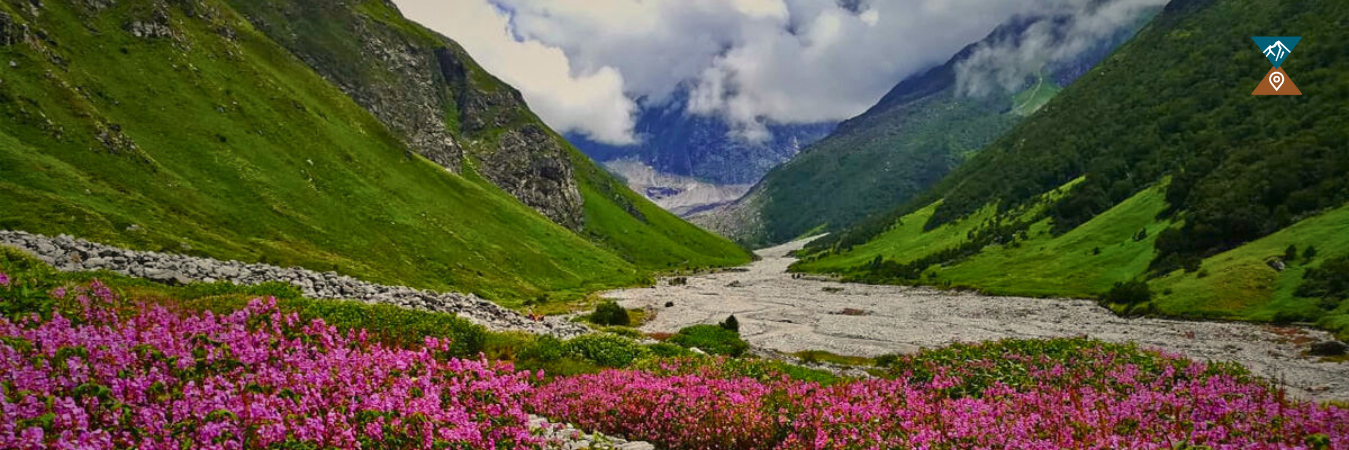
[
  {"left": 798, "top": 0, "right": 1349, "bottom": 339},
  {"left": 0, "top": 0, "right": 750, "bottom": 305},
  {"left": 698, "top": 11, "right": 1151, "bottom": 247}
]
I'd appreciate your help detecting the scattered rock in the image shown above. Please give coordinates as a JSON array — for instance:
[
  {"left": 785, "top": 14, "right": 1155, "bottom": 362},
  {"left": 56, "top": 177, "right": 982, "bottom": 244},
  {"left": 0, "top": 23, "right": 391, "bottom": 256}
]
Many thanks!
[
  {"left": 1308, "top": 341, "right": 1348, "bottom": 357},
  {"left": 529, "top": 415, "right": 653, "bottom": 449},
  {"left": 125, "top": 9, "right": 174, "bottom": 40},
  {"left": 664, "top": 301, "right": 674, "bottom": 308}
]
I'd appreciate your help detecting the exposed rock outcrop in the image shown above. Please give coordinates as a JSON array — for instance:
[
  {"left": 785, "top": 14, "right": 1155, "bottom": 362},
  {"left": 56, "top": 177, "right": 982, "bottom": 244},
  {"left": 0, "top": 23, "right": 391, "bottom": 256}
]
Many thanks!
[
  {"left": 0, "top": 230, "right": 590, "bottom": 338},
  {"left": 228, "top": 0, "right": 585, "bottom": 230},
  {"left": 0, "top": 11, "right": 23, "bottom": 46}
]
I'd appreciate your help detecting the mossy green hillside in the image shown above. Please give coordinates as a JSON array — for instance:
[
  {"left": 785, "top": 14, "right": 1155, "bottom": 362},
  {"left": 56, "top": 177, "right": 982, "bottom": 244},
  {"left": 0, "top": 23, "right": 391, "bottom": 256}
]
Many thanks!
[{"left": 0, "top": 0, "right": 748, "bottom": 306}]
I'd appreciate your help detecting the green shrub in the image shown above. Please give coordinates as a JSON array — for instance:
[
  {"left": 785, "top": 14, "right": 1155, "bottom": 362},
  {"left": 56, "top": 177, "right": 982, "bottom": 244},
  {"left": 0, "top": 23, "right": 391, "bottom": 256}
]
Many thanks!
[
  {"left": 719, "top": 314, "right": 740, "bottom": 333},
  {"left": 1297, "top": 256, "right": 1349, "bottom": 305},
  {"left": 668, "top": 325, "right": 749, "bottom": 357},
  {"left": 1272, "top": 310, "right": 1313, "bottom": 325},
  {"left": 1285, "top": 245, "right": 1299, "bottom": 263},
  {"left": 520, "top": 335, "right": 567, "bottom": 362},
  {"left": 1102, "top": 280, "right": 1152, "bottom": 305},
  {"left": 873, "top": 353, "right": 902, "bottom": 367},
  {"left": 635, "top": 356, "right": 838, "bottom": 384},
  {"left": 599, "top": 326, "right": 643, "bottom": 339},
  {"left": 563, "top": 334, "right": 647, "bottom": 367},
  {"left": 588, "top": 300, "right": 631, "bottom": 327},
  {"left": 646, "top": 342, "right": 694, "bottom": 358}
]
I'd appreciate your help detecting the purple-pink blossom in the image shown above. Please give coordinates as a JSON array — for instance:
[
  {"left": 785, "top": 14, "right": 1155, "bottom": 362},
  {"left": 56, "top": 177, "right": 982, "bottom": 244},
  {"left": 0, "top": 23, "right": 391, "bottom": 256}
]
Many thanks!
[
  {"left": 0, "top": 282, "right": 540, "bottom": 449},
  {"left": 531, "top": 355, "right": 1349, "bottom": 449}
]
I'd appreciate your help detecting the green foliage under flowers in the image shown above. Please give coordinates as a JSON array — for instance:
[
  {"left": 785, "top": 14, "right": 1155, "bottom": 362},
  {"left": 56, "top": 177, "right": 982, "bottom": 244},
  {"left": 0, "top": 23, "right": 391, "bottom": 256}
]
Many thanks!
[
  {"left": 668, "top": 324, "right": 750, "bottom": 357},
  {"left": 878, "top": 337, "right": 1252, "bottom": 399},
  {"left": 634, "top": 355, "right": 840, "bottom": 385},
  {"left": 1, "top": 246, "right": 487, "bottom": 357},
  {"left": 588, "top": 300, "right": 631, "bottom": 326}
]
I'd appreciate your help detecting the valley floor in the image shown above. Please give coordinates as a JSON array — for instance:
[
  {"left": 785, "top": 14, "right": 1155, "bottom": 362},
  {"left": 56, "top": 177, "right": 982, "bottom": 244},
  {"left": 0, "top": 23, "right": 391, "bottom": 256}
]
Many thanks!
[{"left": 610, "top": 238, "right": 1349, "bottom": 401}]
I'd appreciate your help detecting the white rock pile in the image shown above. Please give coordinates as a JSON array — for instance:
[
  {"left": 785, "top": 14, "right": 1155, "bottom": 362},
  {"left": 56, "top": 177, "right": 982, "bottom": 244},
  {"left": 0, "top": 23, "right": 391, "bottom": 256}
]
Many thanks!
[
  {"left": 530, "top": 416, "right": 654, "bottom": 450},
  {"left": 0, "top": 230, "right": 590, "bottom": 338}
]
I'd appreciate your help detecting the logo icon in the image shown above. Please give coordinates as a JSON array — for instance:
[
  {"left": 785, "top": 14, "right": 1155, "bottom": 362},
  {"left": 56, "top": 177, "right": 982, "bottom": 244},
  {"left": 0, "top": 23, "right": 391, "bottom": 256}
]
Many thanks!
[{"left": 1252, "top": 36, "right": 1301, "bottom": 96}]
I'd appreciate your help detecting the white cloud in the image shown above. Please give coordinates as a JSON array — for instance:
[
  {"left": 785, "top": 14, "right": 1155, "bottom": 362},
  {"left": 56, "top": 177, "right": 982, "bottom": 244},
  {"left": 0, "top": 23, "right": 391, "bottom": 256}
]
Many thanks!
[
  {"left": 394, "top": 0, "right": 1164, "bottom": 144},
  {"left": 390, "top": 0, "right": 637, "bottom": 144},
  {"left": 955, "top": 0, "right": 1169, "bottom": 97}
]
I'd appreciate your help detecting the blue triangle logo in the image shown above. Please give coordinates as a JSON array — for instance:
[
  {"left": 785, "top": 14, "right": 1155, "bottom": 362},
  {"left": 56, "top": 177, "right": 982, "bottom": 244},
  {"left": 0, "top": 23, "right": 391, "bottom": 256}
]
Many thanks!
[{"left": 1252, "top": 36, "right": 1300, "bottom": 67}]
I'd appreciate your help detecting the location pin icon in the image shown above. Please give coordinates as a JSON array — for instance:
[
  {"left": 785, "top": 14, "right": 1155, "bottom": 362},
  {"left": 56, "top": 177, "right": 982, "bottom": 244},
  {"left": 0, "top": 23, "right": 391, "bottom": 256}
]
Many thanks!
[{"left": 1270, "top": 71, "right": 1285, "bottom": 91}]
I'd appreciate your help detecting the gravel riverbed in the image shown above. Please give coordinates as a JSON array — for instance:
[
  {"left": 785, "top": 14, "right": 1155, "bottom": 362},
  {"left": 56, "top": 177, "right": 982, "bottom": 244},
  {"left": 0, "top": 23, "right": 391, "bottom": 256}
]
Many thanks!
[{"left": 610, "top": 239, "right": 1349, "bottom": 402}]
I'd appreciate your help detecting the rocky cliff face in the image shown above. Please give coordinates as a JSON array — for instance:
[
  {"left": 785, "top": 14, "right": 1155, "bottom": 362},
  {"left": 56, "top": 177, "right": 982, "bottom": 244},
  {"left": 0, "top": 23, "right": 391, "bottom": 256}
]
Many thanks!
[{"left": 226, "top": 0, "right": 584, "bottom": 229}]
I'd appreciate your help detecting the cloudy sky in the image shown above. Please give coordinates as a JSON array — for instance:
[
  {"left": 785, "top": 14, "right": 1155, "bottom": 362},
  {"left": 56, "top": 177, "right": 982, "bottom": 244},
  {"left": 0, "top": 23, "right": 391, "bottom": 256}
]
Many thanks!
[{"left": 392, "top": 0, "right": 1165, "bottom": 144}]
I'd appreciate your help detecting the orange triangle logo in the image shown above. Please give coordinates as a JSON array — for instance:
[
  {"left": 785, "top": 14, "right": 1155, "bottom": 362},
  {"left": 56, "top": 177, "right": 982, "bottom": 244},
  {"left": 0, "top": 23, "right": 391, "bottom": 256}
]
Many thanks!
[{"left": 1253, "top": 66, "right": 1300, "bottom": 95}]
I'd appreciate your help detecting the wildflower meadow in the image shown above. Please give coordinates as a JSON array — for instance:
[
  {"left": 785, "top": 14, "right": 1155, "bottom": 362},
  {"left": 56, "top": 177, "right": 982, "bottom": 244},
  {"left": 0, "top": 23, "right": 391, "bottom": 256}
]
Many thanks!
[{"left": 2, "top": 272, "right": 1347, "bottom": 449}]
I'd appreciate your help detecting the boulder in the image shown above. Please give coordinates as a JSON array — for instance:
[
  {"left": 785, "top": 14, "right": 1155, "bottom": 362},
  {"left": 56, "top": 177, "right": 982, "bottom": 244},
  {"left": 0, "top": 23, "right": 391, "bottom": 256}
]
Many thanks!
[{"left": 1308, "top": 340, "right": 1348, "bottom": 357}]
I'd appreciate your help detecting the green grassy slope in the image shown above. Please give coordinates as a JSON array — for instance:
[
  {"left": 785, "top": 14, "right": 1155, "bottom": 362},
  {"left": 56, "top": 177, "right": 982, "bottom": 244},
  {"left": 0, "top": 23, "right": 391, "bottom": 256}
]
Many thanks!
[
  {"left": 798, "top": 0, "right": 1349, "bottom": 339},
  {"left": 800, "top": 183, "right": 1349, "bottom": 339},
  {"left": 1150, "top": 206, "right": 1349, "bottom": 331},
  {"left": 0, "top": 0, "right": 746, "bottom": 305},
  {"left": 220, "top": 0, "right": 753, "bottom": 271},
  {"left": 569, "top": 154, "right": 754, "bottom": 270},
  {"left": 747, "top": 86, "right": 1017, "bottom": 247}
]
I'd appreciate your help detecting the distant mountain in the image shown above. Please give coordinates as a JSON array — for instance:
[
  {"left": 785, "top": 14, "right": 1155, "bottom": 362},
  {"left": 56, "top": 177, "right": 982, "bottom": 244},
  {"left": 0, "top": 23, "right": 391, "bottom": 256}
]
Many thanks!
[
  {"left": 569, "top": 87, "right": 833, "bottom": 214},
  {"left": 696, "top": 10, "right": 1154, "bottom": 246},
  {"left": 603, "top": 160, "right": 752, "bottom": 217},
  {"left": 797, "top": 0, "right": 1349, "bottom": 340},
  {"left": 0, "top": 0, "right": 751, "bottom": 304}
]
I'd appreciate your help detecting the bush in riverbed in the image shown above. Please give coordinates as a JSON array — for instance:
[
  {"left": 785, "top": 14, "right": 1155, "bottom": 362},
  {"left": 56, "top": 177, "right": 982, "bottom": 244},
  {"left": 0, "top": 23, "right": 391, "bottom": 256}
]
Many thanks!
[
  {"left": 719, "top": 314, "right": 740, "bottom": 332},
  {"left": 588, "top": 300, "right": 631, "bottom": 326},
  {"left": 668, "top": 324, "right": 749, "bottom": 357},
  {"left": 1102, "top": 280, "right": 1152, "bottom": 305}
]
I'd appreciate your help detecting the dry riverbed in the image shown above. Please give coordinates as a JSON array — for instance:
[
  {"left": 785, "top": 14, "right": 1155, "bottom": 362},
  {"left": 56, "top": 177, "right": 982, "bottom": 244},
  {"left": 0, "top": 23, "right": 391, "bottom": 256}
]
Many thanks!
[{"left": 609, "top": 239, "right": 1349, "bottom": 402}]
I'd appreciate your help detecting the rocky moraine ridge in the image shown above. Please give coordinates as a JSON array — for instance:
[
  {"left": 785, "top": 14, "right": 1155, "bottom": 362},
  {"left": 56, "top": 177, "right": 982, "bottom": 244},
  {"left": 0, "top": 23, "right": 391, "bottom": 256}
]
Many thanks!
[{"left": 0, "top": 230, "right": 590, "bottom": 338}]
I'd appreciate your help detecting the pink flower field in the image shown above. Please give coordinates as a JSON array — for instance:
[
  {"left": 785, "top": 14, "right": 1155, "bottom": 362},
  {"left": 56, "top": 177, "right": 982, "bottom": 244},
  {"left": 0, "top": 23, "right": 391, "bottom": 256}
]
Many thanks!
[
  {"left": 532, "top": 355, "right": 1349, "bottom": 450},
  {"left": 0, "top": 278, "right": 539, "bottom": 450},
  {"left": 2, "top": 275, "right": 1348, "bottom": 449}
]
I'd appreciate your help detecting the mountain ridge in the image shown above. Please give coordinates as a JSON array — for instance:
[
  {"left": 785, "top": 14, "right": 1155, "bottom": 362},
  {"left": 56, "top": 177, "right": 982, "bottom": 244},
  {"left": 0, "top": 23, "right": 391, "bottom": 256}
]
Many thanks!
[
  {"left": 696, "top": 8, "right": 1152, "bottom": 247},
  {"left": 0, "top": 0, "right": 751, "bottom": 305}
]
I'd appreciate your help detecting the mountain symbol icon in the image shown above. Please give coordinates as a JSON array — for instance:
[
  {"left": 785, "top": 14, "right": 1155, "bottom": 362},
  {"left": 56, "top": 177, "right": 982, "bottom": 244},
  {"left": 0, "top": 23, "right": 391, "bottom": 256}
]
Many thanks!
[
  {"left": 1252, "top": 36, "right": 1300, "bottom": 67},
  {"left": 1263, "top": 41, "right": 1291, "bottom": 65}
]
